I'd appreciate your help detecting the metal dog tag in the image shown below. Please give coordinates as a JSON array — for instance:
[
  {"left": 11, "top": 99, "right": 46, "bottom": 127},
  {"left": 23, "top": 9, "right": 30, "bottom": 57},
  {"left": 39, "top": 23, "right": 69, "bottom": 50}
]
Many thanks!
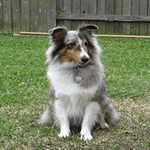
[{"left": 75, "top": 76, "right": 83, "bottom": 83}]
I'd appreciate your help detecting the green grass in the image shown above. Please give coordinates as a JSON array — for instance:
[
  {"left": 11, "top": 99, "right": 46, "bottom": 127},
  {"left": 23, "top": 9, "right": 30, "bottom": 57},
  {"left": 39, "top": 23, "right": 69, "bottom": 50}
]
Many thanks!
[
  {"left": 0, "top": 35, "right": 150, "bottom": 149},
  {"left": 98, "top": 38, "right": 149, "bottom": 102}
]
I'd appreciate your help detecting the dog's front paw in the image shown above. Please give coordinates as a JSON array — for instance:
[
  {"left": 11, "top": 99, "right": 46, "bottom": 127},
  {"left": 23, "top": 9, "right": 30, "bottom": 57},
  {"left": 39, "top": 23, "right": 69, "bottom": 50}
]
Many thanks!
[
  {"left": 58, "top": 132, "right": 69, "bottom": 138},
  {"left": 80, "top": 133, "right": 93, "bottom": 141},
  {"left": 58, "top": 126, "right": 70, "bottom": 138},
  {"left": 80, "top": 128, "right": 93, "bottom": 141}
]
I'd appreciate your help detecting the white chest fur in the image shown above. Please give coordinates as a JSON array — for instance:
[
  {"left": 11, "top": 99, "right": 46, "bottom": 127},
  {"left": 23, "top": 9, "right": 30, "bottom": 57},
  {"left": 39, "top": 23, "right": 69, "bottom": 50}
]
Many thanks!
[
  {"left": 48, "top": 66, "right": 98, "bottom": 98},
  {"left": 47, "top": 65, "right": 99, "bottom": 120}
]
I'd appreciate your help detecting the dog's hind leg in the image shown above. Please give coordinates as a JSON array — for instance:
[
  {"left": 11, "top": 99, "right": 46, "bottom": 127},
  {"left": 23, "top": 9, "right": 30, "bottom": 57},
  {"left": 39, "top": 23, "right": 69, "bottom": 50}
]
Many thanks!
[
  {"left": 96, "top": 80, "right": 121, "bottom": 125},
  {"left": 98, "top": 104, "right": 110, "bottom": 129}
]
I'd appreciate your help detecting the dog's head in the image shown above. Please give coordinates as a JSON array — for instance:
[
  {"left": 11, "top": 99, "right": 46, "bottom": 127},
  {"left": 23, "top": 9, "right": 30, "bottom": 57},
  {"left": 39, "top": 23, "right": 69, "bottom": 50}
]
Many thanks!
[{"left": 49, "top": 24, "right": 98, "bottom": 66}]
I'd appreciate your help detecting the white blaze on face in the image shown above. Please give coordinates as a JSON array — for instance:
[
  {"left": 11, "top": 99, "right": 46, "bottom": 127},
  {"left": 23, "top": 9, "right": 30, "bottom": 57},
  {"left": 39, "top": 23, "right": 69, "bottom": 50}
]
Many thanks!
[{"left": 78, "top": 38, "right": 89, "bottom": 59}]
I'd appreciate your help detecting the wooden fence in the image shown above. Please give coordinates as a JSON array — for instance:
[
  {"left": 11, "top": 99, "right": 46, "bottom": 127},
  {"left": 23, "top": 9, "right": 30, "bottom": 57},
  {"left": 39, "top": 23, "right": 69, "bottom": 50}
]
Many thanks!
[{"left": 0, "top": 0, "right": 150, "bottom": 35}]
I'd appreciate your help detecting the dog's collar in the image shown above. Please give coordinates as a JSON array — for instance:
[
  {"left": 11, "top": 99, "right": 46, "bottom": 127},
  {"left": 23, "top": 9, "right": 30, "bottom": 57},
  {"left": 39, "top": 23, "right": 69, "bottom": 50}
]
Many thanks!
[
  {"left": 73, "top": 59, "right": 90, "bottom": 69},
  {"left": 74, "top": 65, "right": 86, "bottom": 69},
  {"left": 74, "top": 63, "right": 89, "bottom": 69}
]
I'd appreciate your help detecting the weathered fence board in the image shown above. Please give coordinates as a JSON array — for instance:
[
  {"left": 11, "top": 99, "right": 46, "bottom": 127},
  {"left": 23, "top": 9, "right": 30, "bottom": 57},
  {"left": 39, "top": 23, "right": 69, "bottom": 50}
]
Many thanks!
[
  {"left": 106, "top": 0, "right": 114, "bottom": 15},
  {"left": 47, "top": 0, "right": 56, "bottom": 30},
  {"left": 88, "top": 0, "right": 97, "bottom": 34},
  {"left": 56, "top": 0, "right": 64, "bottom": 27},
  {"left": 1, "top": 0, "right": 150, "bottom": 35},
  {"left": 81, "top": 0, "right": 88, "bottom": 15},
  {"left": 148, "top": 0, "right": 150, "bottom": 35},
  {"left": 105, "top": 0, "right": 114, "bottom": 34},
  {"left": 56, "top": 0, "right": 64, "bottom": 11},
  {"left": 39, "top": 0, "right": 47, "bottom": 32},
  {"left": 72, "top": 0, "right": 81, "bottom": 30},
  {"left": 140, "top": 0, "right": 148, "bottom": 35},
  {"left": 72, "top": 0, "right": 80, "bottom": 14},
  {"left": 3, "top": 0, "right": 12, "bottom": 32},
  {"left": 115, "top": 0, "right": 122, "bottom": 15},
  {"left": 81, "top": 0, "right": 88, "bottom": 25},
  {"left": 63, "top": 0, "right": 71, "bottom": 30},
  {"left": 21, "top": 0, "right": 30, "bottom": 32},
  {"left": 12, "top": 0, "right": 20, "bottom": 33},
  {"left": 0, "top": 0, "right": 3, "bottom": 32},
  {"left": 123, "top": 0, "right": 131, "bottom": 35},
  {"left": 114, "top": 0, "right": 123, "bottom": 35},
  {"left": 131, "top": 0, "right": 139, "bottom": 35},
  {"left": 30, "top": 0, "right": 39, "bottom": 32},
  {"left": 97, "top": 0, "right": 105, "bottom": 34}
]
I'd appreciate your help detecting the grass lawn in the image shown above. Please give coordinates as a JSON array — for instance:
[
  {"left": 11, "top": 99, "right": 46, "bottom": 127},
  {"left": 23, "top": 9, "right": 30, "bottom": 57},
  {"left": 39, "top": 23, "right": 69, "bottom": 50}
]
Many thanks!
[{"left": 0, "top": 34, "right": 150, "bottom": 149}]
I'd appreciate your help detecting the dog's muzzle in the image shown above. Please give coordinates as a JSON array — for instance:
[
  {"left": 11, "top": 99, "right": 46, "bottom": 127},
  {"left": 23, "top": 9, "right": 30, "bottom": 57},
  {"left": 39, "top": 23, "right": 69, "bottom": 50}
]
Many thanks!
[
  {"left": 81, "top": 56, "right": 89, "bottom": 63},
  {"left": 77, "top": 56, "right": 89, "bottom": 66}
]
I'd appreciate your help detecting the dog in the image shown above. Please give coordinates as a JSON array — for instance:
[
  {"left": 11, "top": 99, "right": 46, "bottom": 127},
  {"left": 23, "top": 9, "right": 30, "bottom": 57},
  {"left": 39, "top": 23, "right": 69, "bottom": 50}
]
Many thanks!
[{"left": 38, "top": 24, "right": 120, "bottom": 141}]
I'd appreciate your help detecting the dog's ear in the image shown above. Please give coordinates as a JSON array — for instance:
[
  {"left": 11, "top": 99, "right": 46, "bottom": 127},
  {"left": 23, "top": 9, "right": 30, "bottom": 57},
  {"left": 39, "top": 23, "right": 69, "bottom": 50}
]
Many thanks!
[
  {"left": 78, "top": 24, "right": 98, "bottom": 35},
  {"left": 49, "top": 27, "right": 68, "bottom": 44}
]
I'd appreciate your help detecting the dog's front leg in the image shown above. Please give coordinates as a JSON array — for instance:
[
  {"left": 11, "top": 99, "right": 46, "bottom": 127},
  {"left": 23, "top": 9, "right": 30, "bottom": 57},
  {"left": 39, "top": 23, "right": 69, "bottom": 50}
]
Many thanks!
[
  {"left": 80, "top": 102, "right": 100, "bottom": 141},
  {"left": 54, "top": 100, "right": 70, "bottom": 138}
]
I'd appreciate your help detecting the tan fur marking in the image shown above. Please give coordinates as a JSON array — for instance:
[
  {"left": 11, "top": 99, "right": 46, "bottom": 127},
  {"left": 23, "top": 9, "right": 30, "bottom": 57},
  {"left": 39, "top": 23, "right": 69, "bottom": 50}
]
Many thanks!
[
  {"left": 59, "top": 48, "right": 69, "bottom": 63},
  {"left": 71, "top": 39, "right": 78, "bottom": 44},
  {"left": 59, "top": 47, "right": 81, "bottom": 63},
  {"left": 102, "top": 105, "right": 107, "bottom": 114},
  {"left": 67, "top": 49, "right": 80, "bottom": 63},
  {"left": 83, "top": 39, "right": 88, "bottom": 45},
  {"left": 82, "top": 39, "right": 92, "bottom": 58},
  {"left": 88, "top": 48, "right": 92, "bottom": 59},
  {"left": 86, "top": 28, "right": 92, "bottom": 35}
]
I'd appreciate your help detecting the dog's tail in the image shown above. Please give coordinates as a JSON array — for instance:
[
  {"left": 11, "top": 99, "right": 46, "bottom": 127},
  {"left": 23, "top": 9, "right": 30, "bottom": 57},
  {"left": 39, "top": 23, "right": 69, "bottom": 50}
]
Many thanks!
[
  {"left": 38, "top": 107, "right": 53, "bottom": 125},
  {"left": 105, "top": 104, "right": 121, "bottom": 125}
]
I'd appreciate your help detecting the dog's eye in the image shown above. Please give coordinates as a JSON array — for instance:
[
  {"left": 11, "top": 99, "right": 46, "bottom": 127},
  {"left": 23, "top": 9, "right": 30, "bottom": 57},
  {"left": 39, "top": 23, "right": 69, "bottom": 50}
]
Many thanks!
[
  {"left": 85, "top": 42, "right": 88, "bottom": 46},
  {"left": 67, "top": 43, "right": 76, "bottom": 47}
]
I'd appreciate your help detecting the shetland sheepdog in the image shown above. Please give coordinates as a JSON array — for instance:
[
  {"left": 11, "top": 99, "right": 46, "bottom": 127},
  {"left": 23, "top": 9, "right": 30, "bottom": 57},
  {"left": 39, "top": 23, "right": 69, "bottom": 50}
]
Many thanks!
[{"left": 38, "top": 24, "right": 120, "bottom": 141}]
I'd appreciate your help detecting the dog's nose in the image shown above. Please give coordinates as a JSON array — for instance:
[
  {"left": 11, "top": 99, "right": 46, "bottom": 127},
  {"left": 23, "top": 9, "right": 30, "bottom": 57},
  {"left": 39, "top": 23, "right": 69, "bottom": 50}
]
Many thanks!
[{"left": 81, "top": 56, "right": 89, "bottom": 63}]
